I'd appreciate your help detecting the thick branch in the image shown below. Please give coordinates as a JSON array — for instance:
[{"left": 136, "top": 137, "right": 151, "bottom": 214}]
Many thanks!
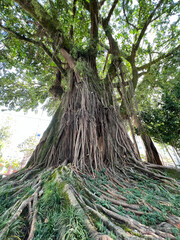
[
  {"left": 0, "top": 23, "right": 38, "bottom": 45},
  {"left": 83, "top": 0, "right": 90, "bottom": 11},
  {"left": 137, "top": 44, "right": 180, "bottom": 71},
  {"left": 0, "top": 23, "right": 65, "bottom": 74},
  {"left": 1, "top": 22, "right": 79, "bottom": 78},
  {"left": 98, "top": 0, "right": 106, "bottom": 9},
  {"left": 133, "top": 0, "right": 164, "bottom": 53},
  {"left": 125, "top": 0, "right": 165, "bottom": 97},
  {"left": 69, "top": 0, "right": 77, "bottom": 38},
  {"left": 41, "top": 44, "right": 65, "bottom": 74},
  {"left": 90, "top": 0, "right": 99, "bottom": 40},
  {"left": 14, "top": 0, "right": 65, "bottom": 46},
  {"left": 138, "top": 71, "right": 148, "bottom": 78},
  {"left": 105, "top": 0, "right": 119, "bottom": 25},
  {"left": 102, "top": 19, "right": 120, "bottom": 56}
]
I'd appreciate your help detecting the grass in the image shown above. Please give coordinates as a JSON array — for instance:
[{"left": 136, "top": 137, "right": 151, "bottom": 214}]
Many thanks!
[
  {"left": 95, "top": 219, "right": 117, "bottom": 240},
  {"left": 33, "top": 177, "right": 90, "bottom": 240},
  {"left": 84, "top": 170, "right": 180, "bottom": 238},
  {"left": 0, "top": 167, "right": 180, "bottom": 240}
]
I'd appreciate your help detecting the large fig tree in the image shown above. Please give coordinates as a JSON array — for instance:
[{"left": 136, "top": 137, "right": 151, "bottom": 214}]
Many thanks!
[{"left": 0, "top": 0, "right": 180, "bottom": 239}]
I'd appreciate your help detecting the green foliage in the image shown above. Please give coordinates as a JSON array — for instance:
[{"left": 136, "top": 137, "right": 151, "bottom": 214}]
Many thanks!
[
  {"left": 0, "top": 0, "right": 91, "bottom": 112},
  {"left": 95, "top": 220, "right": 117, "bottom": 240},
  {"left": 120, "top": 225, "right": 142, "bottom": 237},
  {"left": 164, "top": 169, "right": 180, "bottom": 180},
  {"left": 0, "top": 0, "right": 179, "bottom": 115},
  {"left": 18, "top": 135, "right": 39, "bottom": 161},
  {"left": 0, "top": 184, "right": 13, "bottom": 217},
  {"left": 34, "top": 179, "right": 90, "bottom": 240},
  {"left": 85, "top": 169, "right": 180, "bottom": 230},
  {"left": 5, "top": 218, "right": 25, "bottom": 240},
  {"left": 117, "top": 176, "right": 180, "bottom": 227},
  {"left": 58, "top": 207, "right": 89, "bottom": 240},
  {"left": 0, "top": 120, "right": 17, "bottom": 170},
  {"left": 75, "top": 59, "right": 94, "bottom": 78},
  {"left": 0, "top": 123, "right": 11, "bottom": 152},
  {"left": 140, "top": 77, "right": 180, "bottom": 149},
  {"left": 0, "top": 166, "right": 180, "bottom": 239}
]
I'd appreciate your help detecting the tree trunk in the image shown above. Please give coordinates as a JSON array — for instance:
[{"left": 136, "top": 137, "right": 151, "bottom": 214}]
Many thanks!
[
  {"left": 0, "top": 72, "right": 179, "bottom": 240},
  {"left": 27, "top": 74, "right": 139, "bottom": 172},
  {"left": 141, "top": 134, "right": 163, "bottom": 165},
  {"left": 133, "top": 117, "right": 163, "bottom": 165}
]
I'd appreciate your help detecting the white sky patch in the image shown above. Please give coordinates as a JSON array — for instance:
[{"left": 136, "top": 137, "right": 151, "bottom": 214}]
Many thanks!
[{"left": 0, "top": 107, "right": 51, "bottom": 161}]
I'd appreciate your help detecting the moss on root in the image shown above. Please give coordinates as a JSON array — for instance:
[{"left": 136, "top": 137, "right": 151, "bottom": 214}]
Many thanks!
[
  {"left": 0, "top": 166, "right": 180, "bottom": 240},
  {"left": 33, "top": 179, "right": 90, "bottom": 239},
  {"left": 164, "top": 168, "right": 180, "bottom": 180}
]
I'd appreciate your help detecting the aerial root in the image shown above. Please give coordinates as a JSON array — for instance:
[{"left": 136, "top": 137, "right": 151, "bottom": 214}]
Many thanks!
[
  {"left": 27, "top": 187, "right": 39, "bottom": 240},
  {"left": 76, "top": 168, "right": 180, "bottom": 239},
  {"left": 0, "top": 186, "right": 41, "bottom": 240},
  {"left": 133, "top": 165, "right": 178, "bottom": 185},
  {"left": 61, "top": 181, "right": 114, "bottom": 240},
  {"left": 85, "top": 205, "right": 135, "bottom": 240},
  {"left": 82, "top": 184, "right": 171, "bottom": 239},
  {"left": 0, "top": 165, "right": 179, "bottom": 240},
  {"left": 96, "top": 204, "right": 174, "bottom": 239}
]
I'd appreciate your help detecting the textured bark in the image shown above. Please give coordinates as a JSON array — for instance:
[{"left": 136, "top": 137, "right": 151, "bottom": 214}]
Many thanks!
[
  {"left": 141, "top": 134, "right": 163, "bottom": 165},
  {"left": 27, "top": 73, "right": 139, "bottom": 172},
  {"left": 1, "top": 72, "right": 179, "bottom": 240},
  {"left": 134, "top": 117, "right": 163, "bottom": 165}
]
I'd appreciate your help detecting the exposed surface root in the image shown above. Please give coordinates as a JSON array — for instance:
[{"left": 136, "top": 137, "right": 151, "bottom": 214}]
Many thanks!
[{"left": 0, "top": 165, "right": 180, "bottom": 240}]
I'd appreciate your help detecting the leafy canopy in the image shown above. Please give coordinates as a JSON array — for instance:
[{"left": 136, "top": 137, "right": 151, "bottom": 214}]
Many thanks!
[{"left": 0, "top": 0, "right": 179, "bottom": 114}]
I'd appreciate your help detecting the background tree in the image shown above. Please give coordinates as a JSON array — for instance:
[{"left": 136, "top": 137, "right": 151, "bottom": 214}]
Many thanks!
[
  {"left": 139, "top": 73, "right": 180, "bottom": 162},
  {"left": 0, "top": 125, "right": 11, "bottom": 153},
  {"left": 0, "top": 0, "right": 180, "bottom": 239},
  {"left": 18, "top": 135, "right": 40, "bottom": 167},
  {"left": 0, "top": 123, "right": 11, "bottom": 167},
  {"left": 0, "top": 120, "right": 21, "bottom": 174}
]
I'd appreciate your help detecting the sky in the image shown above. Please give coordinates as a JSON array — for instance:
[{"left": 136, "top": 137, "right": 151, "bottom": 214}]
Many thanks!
[{"left": 0, "top": 107, "right": 51, "bottom": 161}]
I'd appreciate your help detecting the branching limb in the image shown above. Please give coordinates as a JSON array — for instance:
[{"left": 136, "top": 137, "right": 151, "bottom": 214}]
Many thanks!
[
  {"left": 105, "top": 0, "right": 119, "bottom": 26},
  {"left": 0, "top": 23, "right": 65, "bottom": 74},
  {"left": 137, "top": 44, "right": 180, "bottom": 71},
  {"left": 98, "top": 0, "right": 106, "bottom": 9},
  {"left": 133, "top": 0, "right": 164, "bottom": 53},
  {"left": 0, "top": 23, "right": 39, "bottom": 45},
  {"left": 41, "top": 43, "right": 65, "bottom": 74},
  {"left": 138, "top": 71, "right": 149, "bottom": 78},
  {"left": 122, "top": 0, "right": 139, "bottom": 30},
  {"left": 14, "top": 0, "right": 60, "bottom": 37}
]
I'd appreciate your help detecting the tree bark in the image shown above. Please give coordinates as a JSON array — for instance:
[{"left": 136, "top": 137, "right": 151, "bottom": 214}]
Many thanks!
[
  {"left": 27, "top": 71, "right": 140, "bottom": 171},
  {"left": 133, "top": 117, "right": 163, "bottom": 165},
  {"left": 141, "top": 134, "right": 163, "bottom": 165},
  {"left": 1, "top": 69, "right": 179, "bottom": 240}
]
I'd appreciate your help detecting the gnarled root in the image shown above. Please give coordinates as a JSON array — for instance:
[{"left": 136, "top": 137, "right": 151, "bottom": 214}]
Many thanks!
[{"left": 0, "top": 165, "right": 179, "bottom": 240}]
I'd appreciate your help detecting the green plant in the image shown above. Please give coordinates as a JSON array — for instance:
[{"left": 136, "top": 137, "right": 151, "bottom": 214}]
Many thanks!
[
  {"left": 58, "top": 207, "right": 89, "bottom": 240},
  {"left": 95, "top": 220, "right": 117, "bottom": 240}
]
